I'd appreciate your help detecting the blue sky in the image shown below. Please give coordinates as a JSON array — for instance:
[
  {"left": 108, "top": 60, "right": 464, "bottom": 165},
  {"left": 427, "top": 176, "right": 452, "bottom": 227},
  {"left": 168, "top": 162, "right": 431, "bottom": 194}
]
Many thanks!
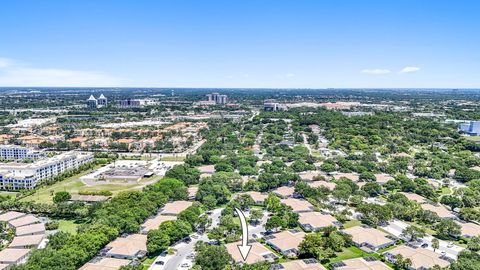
[{"left": 0, "top": 0, "right": 479, "bottom": 88}]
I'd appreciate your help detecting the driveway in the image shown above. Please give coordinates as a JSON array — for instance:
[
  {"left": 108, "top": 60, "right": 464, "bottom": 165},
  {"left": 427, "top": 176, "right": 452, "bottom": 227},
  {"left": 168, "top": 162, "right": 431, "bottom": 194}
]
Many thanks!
[
  {"left": 381, "top": 219, "right": 464, "bottom": 259},
  {"left": 149, "top": 208, "right": 223, "bottom": 270}
]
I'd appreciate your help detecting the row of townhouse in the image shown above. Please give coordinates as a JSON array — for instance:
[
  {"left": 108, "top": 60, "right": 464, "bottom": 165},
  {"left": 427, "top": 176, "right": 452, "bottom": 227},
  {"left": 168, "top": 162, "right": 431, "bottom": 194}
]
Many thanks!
[{"left": 0, "top": 151, "right": 93, "bottom": 190}]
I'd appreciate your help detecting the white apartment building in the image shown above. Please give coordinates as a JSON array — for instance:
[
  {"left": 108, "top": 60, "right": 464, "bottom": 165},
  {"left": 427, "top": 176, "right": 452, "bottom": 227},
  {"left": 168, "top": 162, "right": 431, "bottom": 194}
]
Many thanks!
[
  {"left": 0, "top": 145, "right": 45, "bottom": 160},
  {"left": 0, "top": 151, "right": 93, "bottom": 190}
]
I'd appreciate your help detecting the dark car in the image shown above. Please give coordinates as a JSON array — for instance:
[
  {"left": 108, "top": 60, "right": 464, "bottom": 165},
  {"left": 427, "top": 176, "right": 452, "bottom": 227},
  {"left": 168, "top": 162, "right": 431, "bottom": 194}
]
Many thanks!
[{"left": 155, "top": 261, "right": 165, "bottom": 265}]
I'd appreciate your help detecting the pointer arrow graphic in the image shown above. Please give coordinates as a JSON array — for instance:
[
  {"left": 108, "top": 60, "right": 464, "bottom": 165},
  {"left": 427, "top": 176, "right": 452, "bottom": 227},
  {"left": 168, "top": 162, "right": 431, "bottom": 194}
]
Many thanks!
[{"left": 235, "top": 208, "right": 252, "bottom": 261}]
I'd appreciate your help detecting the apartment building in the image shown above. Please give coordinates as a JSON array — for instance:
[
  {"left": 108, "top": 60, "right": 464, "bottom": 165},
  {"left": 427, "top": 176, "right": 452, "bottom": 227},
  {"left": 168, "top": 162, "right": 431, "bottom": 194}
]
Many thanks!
[
  {"left": 0, "top": 145, "right": 45, "bottom": 160},
  {"left": 0, "top": 151, "right": 93, "bottom": 190}
]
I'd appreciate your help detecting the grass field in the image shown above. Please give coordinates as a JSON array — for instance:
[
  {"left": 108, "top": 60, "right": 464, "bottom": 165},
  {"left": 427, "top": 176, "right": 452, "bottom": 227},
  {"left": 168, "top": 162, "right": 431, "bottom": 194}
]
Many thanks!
[
  {"left": 343, "top": 220, "right": 362, "bottom": 229},
  {"left": 328, "top": 246, "right": 370, "bottom": 263},
  {"left": 56, "top": 219, "right": 81, "bottom": 234},
  {"left": 464, "top": 136, "right": 480, "bottom": 142},
  {"left": 160, "top": 156, "right": 186, "bottom": 162},
  {"left": 20, "top": 166, "right": 162, "bottom": 204}
]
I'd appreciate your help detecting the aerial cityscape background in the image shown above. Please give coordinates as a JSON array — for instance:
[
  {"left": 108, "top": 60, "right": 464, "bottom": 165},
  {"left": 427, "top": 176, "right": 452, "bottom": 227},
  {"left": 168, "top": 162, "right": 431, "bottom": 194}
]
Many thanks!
[{"left": 0, "top": 1, "right": 480, "bottom": 270}]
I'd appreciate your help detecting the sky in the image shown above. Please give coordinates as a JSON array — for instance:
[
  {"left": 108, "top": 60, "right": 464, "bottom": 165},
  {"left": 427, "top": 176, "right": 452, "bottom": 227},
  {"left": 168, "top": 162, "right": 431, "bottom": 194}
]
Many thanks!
[{"left": 0, "top": 0, "right": 479, "bottom": 88}]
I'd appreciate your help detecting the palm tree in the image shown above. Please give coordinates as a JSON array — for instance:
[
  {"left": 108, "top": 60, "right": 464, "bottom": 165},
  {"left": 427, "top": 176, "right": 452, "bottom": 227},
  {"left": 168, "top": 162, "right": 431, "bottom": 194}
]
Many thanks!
[{"left": 432, "top": 238, "right": 440, "bottom": 252}]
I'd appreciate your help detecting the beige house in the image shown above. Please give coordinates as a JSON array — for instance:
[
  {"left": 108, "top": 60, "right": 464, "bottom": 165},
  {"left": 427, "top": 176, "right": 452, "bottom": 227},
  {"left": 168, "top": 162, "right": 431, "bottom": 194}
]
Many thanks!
[
  {"left": 238, "top": 191, "right": 267, "bottom": 205},
  {"left": 384, "top": 245, "right": 451, "bottom": 270},
  {"left": 15, "top": 223, "right": 45, "bottom": 236},
  {"left": 273, "top": 186, "right": 296, "bottom": 198},
  {"left": 420, "top": 204, "right": 456, "bottom": 219},
  {"left": 0, "top": 248, "right": 30, "bottom": 265},
  {"left": 307, "top": 180, "right": 336, "bottom": 190},
  {"left": 298, "top": 212, "right": 340, "bottom": 231},
  {"left": 278, "top": 259, "right": 327, "bottom": 270},
  {"left": 398, "top": 192, "right": 427, "bottom": 204},
  {"left": 79, "top": 258, "right": 131, "bottom": 270},
  {"left": 343, "top": 226, "right": 396, "bottom": 251},
  {"left": 197, "top": 165, "right": 216, "bottom": 178},
  {"left": 187, "top": 186, "right": 199, "bottom": 200},
  {"left": 8, "top": 215, "right": 40, "bottom": 228},
  {"left": 281, "top": 198, "right": 314, "bottom": 213},
  {"left": 9, "top": 235, "right": 44, "bottom": 249},
  {"left": 0, "top": 211, "right": 26, "bottom": 222},
  {"left": 161, "top": 201, "right": 193, "bottom": 216},
  {"left": 225, "top": 241, "right": 277, "bottom": 264},
  {"left": 457, "top": 221, "right": 480, "bottom": 238},
  {"left": 140, "top": 214, "right": 176, "bottom": 234},
  {"left": 332, "top": 257, "right": 392, "bottom": 270},
  {"left": 266, "top": 230, "right": 306, "bottom": 256},
  {"left": 299, "top": 171, "right": 324, "bottom": 181},
  {"left": 331, "top": 172, "right": 359, "bottom": 182},
  {"left": 374, "top": 174, "right": 394, "bottom": 185},
  {"left": 105, "top": 234, "right": 147, "bottom": 260}
]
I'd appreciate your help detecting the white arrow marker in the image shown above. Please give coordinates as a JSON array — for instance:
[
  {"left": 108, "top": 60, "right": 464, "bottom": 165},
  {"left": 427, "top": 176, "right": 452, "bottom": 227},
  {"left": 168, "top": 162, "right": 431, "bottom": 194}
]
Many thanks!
[{"left": 235, "top": 208, "right": 252, "bottom": 261}]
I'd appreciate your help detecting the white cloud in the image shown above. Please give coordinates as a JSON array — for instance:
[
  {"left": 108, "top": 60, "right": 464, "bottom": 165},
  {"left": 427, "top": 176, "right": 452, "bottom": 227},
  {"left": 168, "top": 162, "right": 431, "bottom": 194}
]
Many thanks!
[
  {"left": 285, "top": 73, "right": 295, "bottom": 78},
  {"left": 0, "top": 56, "right": 123, "bottom": 87},
  {"left": 361, "top": 69, "right": 391, "bottom": 75},
  {"left": 0, "top": 58, "right": 13, "bottom": 68},
  {"left": 399, "top": 66, "right": 420, "bottom": 74}
]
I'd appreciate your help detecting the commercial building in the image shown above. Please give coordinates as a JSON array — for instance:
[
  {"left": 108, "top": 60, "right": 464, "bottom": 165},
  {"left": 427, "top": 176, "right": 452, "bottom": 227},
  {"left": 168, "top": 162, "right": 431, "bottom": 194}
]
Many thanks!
[
  {"left": 459, "top": 121, "right": 480, "bottom": 136},
  {"left": 0, "top": 151, "right": 93, "bottom": 190},
  {"left": 86, "top": 94, "right": 107, "bottom": 109},
  {"left": 384, "top": 245, "right": 451, "bottom": 270},
  {"left": 117, "top": 98, "right": 155, "bottom": 108},
  {"left": 0, "top": 145, "right": 44, "bottom": 160},
  {"left": 206, "top": 92, "right": 228, "bottom": 104},
  {"left": 342, "top": 226, "right": 396, "bottom": 251},
  {"left": 264, "top": 99, "right": 285, "bottom": 111},
  {"left": 86, "top": 95, "right": 98, "bottom": 109},
  {"left": 265, "top": 230, "right": 306, "bottom": 257},
  {"left": 97, "top": 94, "right": 108, "bottom": 107}
]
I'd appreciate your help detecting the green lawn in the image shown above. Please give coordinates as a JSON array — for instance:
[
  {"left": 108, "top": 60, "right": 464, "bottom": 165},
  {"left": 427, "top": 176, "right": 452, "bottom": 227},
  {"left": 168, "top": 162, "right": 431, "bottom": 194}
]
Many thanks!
[
  {"left": 160, "top": 156, "right": 186, "bottom": 162},
  {"left": 328, "top": 246, "right": 370, "bottom": 263},
  {"left": 55, "top": 219, "right": 81, "bottom": 234},
  {"left": 20, "top": 167, "right": 161, "bottom": 204},
  {"left": 464, "top": 136, "right": 480, "bottom": 142},
  {"left": 343, "top": 220, "right": 362, "bottom": 229}
]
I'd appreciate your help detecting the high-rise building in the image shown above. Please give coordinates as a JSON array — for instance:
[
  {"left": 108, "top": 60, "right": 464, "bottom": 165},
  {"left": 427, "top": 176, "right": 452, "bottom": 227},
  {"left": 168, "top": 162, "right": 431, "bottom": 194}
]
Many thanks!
[
  {"left": 206, "top": 92, "right": 228, "bottom": 104},
  {"left": 86, "top": 95, "right": 98, "bottom": 109},
  {"left": 97, "top": 94, "right": 108, "bottom": 107}
]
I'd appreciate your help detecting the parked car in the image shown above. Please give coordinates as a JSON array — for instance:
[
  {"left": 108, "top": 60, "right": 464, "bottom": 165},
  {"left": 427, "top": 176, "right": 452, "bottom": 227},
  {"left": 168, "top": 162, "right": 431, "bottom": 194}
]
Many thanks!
[
  {"left": 421, "top": 243, "right": 428, "bottom": 248},
  {"left": 155, "top": 261, "right": 165, "bottom": 265}
]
